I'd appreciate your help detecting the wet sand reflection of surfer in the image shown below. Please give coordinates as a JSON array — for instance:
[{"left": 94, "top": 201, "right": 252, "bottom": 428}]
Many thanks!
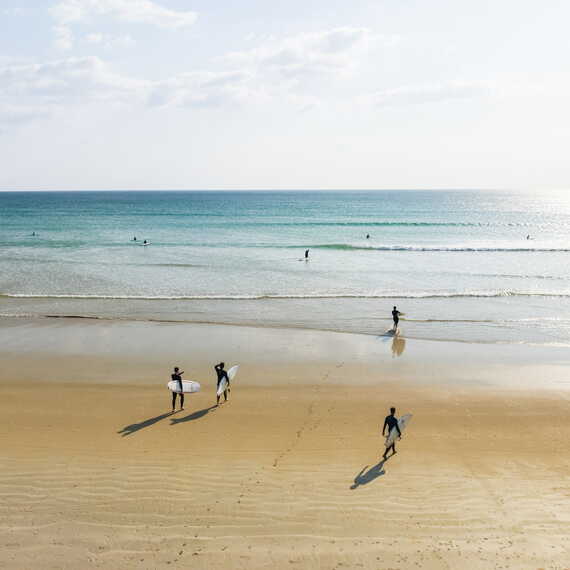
[{"left": 391, "top": 335, "right": 406, "bottom": 357}]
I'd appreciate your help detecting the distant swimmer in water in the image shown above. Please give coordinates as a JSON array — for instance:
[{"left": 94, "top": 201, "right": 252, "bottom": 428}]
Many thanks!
[
  {"left": 171, "top": 366, "right": 184, "bottom": 412},
  {"left": 133, "top": 236, "right": 137, "bottom": 241},
  {"left": 366, "top": 234, "right": 370, "bottom": 239},
  {"left": 392, "top": 306, "right": 401, "bottom": 330},
  {"left": 215, "top": 362, "right": 229, "bottom": 406},
  {"left": 305, "top": 249, "right": 310, "bottom": 260},
  {"left": 31, "top": 231, "right": 36, "bottom": 236},
  {"left": 143, "top": 239, "right": 148, "bottom": 245},
  {"left": 382, "top": 407, "right": 402, "bottom": 459}
]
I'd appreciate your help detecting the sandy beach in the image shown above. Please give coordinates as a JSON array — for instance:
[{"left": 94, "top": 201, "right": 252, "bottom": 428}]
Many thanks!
[{"left": 0, "top": 318, "right": 569, "bottom": 569}]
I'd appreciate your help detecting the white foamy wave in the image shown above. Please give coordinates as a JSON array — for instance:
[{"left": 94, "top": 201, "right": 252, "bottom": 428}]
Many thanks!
[{"left": 2, "top": 290, "right": 570, "bottom": 300}]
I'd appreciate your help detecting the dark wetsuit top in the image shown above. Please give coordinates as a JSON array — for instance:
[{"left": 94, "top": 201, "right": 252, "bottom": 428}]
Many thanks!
[
  {"left": 171, "top": 373, "right": 183, "bottom": 392},
  {"left": 383, "top": 415, "right": 401, "bottom": 436},
  {"left": 392, "top": 309, "right": 400, "bottom": 324},
  {"left": 215, "top": 366, "right": 228, "bottom": 388}
]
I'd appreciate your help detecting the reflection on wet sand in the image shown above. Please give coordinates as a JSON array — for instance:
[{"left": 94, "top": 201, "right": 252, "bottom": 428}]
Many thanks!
[{"left": 392, "top": 335, "right": 406, "bottom": 357}]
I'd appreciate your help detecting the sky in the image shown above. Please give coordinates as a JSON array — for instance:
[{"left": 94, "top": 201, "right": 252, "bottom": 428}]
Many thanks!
[{"left": 1, "top": 0, "right": 569, "bottom": 191}]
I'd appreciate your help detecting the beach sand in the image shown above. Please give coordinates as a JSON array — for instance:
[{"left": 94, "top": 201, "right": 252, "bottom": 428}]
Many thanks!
[{"left": 1, "top": 319, "right": 569, "bottom": 569}]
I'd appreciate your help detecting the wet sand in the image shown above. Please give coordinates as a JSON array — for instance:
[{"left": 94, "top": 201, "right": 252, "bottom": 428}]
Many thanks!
[{"left": 0, "top": 318, "right": 569, "bottom": 569}]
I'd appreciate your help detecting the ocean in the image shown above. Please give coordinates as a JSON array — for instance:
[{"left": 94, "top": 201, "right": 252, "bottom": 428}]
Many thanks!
[{"left": 1, "top": 190, "right": 569, "bottom": 346}]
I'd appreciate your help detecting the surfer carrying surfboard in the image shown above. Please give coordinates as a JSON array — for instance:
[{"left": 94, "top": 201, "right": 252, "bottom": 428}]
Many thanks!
[
  {"left": 215, "top": 362, "right": 230, "bottom": 406},
  {"left": 382, "top": 407, "right": 402, "bottom": 459},
  {"left": 171, "top": 367, "right": 185, "bottom": 412}
]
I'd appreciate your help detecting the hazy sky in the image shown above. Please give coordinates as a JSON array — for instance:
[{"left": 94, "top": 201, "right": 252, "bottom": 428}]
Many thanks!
[{"left": 1, "top": 0, "right": 569, "bottom": 190}]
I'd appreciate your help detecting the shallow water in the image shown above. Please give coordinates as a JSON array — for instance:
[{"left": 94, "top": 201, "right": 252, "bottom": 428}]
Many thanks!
[{"left": 1, "top": 190, "right": 569, "bottom": 345}]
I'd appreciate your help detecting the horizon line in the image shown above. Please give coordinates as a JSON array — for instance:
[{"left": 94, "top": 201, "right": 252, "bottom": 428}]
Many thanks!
[{"left": 0, "top": 187, "right": 554, "bottom": 193}]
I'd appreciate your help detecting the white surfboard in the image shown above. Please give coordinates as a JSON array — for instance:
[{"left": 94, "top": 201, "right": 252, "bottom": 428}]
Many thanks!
[
  {"left": 167, "top": 380, "right": 201, "bottom": 394},
  {"left": 216, "top": 365, "right": 239, "bottom": 396},
  {"left": 385, "top": 413, "right": 412, "bottom": 448}
]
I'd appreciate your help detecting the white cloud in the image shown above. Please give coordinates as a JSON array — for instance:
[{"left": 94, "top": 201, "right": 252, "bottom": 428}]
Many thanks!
[
  {"left": 366, "top": 80, "right": 495, "bottom": 106},
  {"left": 0, "top": 56, "right": 147, "bottom": 100},
  {"left": 148, "top": 70, "right": 255, "bottom": 108},
  {"left": 84, "top": 32, "right": 136, "bottom": 48},
  {"left": 50, "top": 0, "right": 198, "bottom": 49},
  {"left": 1, "top": 26, "right": 376, "bottom": 130},
  {"left": 224, "top": 27, "right": 376, "bottom": 79},
  {"left": 0, "top": 104, "right": 51, "bottom": 130},
  {"left": 0, "top": 56, "right": 258, "bottom": 127},
  {"left": 54, "top": 24, "right": 74, "bottom": 51}
]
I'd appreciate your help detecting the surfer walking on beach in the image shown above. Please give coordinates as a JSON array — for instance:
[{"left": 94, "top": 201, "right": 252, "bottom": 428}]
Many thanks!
[
  {"left": 171, "top": 366, "right": 184, "bottom": 412},
  {"left": 392, "top": 306, "right": 401, "bottom": 330},
  {"left": 215, "top": 362, "right": 229, "bottom": 406},
  {"left": 382, "top": 407, "right": 401, "bottom": 459}
]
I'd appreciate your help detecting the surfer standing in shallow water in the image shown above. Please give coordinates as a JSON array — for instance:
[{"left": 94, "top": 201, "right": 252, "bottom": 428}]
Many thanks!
[
  {"left": 215, "top": 362, "right": 229, "bottom": 406},
  {"left": 382, "top": 407, "right": 401, "bottom": 459},
  {"left": 392, "top": 306, "right": 401, "bottom": 331},
  {"left": 171, "top": 366, "right": 184, "bottom": 412}
]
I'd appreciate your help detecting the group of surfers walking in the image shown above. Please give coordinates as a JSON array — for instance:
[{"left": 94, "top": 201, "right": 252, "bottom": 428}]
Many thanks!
[
  {"left": 170, "top": 362, "right": 230, "bottom": 412},
  {"left": 170, "top": 365, "right": 404, "bottom": 459}
]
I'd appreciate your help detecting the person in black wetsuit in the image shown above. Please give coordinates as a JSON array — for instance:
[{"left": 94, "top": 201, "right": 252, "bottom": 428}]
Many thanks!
[
  {"left": 215, "top": 362, "right": 229, "bottom": 406},
  {"left": 305, "top": 249, "right": 310, "bottom": 260},
  {"left": 171, "top": 366, "right": 184, "bottom": 412},
  {"left": 382, "top": 407, "right": 401, "bottom": 459},
  {"left": 392, "top": 306, "right": 401, "bottom": 330}
]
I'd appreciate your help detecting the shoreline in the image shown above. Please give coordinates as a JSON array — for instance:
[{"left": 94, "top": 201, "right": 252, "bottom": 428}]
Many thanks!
[
  {"left": 3, "top": 311, "right": 570, "bottom": 348},
  {"left": 1, "top": 316, "right": 570, "bottom": 391},
  {"left": 3, "top": 292, "right": 570, "bottom": 348}
]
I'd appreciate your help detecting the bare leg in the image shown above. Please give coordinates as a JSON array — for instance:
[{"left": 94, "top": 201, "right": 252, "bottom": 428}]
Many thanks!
[
  {"left": 180, "top": 393, "right": 184, "bottom": 411},
  {"left": 383, "top": 443, "right": 396, "bottom": 459}
]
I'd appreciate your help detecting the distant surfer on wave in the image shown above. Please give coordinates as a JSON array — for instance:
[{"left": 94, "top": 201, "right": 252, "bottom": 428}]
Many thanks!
[
  {"left": 215, "top": 362, "right": 229, "bottom": 406},
  {"left": 382, "top": 407, "right": 401, "bottom": 459},
  {"left": 171, "top": 366, "right": 184, "bottom": 412},
  {"left": 392, "top": 306, "right": 401, "bottom": 331}
]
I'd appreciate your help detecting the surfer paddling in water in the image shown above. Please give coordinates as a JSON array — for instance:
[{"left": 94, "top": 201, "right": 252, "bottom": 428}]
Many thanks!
[
  {"left": 215, "top": 362, "right": 230, "bottom": 406},
  {"left": 382, "top": 407, "right": 401, "bottom": 459},
  {"left": 171, "top": 367, "right": 184, "bottom": 412}
]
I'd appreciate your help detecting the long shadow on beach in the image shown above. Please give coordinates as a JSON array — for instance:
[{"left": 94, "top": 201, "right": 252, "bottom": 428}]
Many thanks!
[
  {"left": 170, "top": 405, "right": 217, "bottom": 425},
  {"left": 117, "top": 412, "right": 174, "bottom": 437},
  {"left": 350, "top": 459, "right": 387, "bottom": 489}
]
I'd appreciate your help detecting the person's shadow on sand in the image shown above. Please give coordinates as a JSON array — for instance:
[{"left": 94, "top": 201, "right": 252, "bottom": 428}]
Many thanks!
[
  {"left": 117, "top": 412, "right": 173, "bottom": 437},
  {"left": 350, "top": 459, "right": 387, "bottom": 489},
  {"left": 170, "top": 405, "right": 217, "bottom": 425}
]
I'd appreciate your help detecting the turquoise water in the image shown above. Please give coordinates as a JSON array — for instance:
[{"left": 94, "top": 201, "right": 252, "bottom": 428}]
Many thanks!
[{"left": 1, "top": 190, "right": 570, "bottom": 345}]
